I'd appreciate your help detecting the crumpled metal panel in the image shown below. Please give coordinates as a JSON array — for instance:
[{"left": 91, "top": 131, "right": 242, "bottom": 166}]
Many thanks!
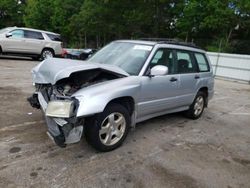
[{"left": 31, "top": 58, "right": 129, "bottom": 84}]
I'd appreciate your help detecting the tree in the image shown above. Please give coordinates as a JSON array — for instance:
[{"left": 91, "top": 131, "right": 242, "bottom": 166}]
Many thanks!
[
  {"left": 24, "top": 0, "right": 54, "bottom": 31},
  {"left": 175, "top": 0, "right": 250, "bottom": 52},
  {"left": 51, "top": 0, "right": 84, "bottom": 44},
  {"left": 0, "top": 0, "right": 25, "bottom": 28},
  {"left": 1, "top": 0, "right": 249, "bottom": 53}
]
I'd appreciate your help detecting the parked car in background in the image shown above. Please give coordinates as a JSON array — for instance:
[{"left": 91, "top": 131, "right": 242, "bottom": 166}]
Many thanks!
[
  {"left": 28, "top": 39, "right": 214, "bottom": 152},
  {"left": 63, "top": 48, "right": 97, "bottom": 60},
  {"left": 0, "top": 27, "right": 63, "bottom": 60}
]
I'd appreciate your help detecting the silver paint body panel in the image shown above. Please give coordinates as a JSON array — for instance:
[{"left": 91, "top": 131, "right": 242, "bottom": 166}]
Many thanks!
[{"left": 32, "top": 41, "right": 214, "bottom": 124}]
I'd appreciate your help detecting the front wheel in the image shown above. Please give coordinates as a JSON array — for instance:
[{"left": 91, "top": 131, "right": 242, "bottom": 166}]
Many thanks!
[
  {"left": 84, "top": 103, "right": 130, "bottom": 152},
  {"left": 186, "top": 91, "right": 206, "bottom": 119}
]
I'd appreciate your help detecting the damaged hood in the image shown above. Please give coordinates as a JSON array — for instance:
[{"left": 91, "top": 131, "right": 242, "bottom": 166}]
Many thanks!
[{"left": 32, "top": 58, "right": 129, "bottom": 84}]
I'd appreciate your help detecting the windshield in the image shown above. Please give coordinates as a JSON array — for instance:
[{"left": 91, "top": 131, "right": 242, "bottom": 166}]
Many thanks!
[
  {"left": 0, "top": 27, "right": 12, "bottom": 34},
  {"left": 88, "top": 42, "right": 153, "bottom": 75}
]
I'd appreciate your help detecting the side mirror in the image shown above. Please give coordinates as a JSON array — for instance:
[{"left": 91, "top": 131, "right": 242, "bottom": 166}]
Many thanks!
[
  {"left": 150, "top": 65, "right": 168, "bottom": 76},
  {"left": 6, "top": 32, "right": 12, "bottom": 38}
]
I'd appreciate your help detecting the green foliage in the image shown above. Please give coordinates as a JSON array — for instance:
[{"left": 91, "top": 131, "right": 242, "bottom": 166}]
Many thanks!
[
  {"left": 175, "top": 0, "right": 250, "bottom": 53},
  {"left": 1, "top": 0, "right": 250, "bottom": 54},
  {"left": 24, "top": 0, "right": 54, "bottom": 31},
  {"left": 0, "top": 0, "right": 25, "bottom": 28}
]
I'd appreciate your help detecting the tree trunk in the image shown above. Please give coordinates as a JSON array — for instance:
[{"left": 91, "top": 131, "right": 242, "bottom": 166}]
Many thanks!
[
  {"left": 185, "top": 32, "right": 189, "bottom": 42},
  {"left": 226, "top": 28, "right": 233, "bottom": 46},
  {"left": 84, "top": 31, "right": 87, "bottom": 48}
]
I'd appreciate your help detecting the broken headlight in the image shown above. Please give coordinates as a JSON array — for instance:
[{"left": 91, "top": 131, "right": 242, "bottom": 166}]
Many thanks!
[{"left": 46, "top": 100, "right": 75, "bottom": 118}]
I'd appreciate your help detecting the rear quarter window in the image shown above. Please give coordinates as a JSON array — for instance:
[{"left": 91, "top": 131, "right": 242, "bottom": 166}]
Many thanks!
[
  {"left": 46, "top": 33, "right": 61, "bottom": 41},
  {"left": 194, "top": 53, "right": 210, "bottom": 72}
]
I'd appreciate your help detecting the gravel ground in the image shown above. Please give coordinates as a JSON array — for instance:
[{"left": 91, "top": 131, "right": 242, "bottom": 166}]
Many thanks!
[{"left": 0, "top": 56, "right": 250, "bottom": 188}]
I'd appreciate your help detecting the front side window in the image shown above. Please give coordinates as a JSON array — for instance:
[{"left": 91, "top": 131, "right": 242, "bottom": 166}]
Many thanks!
[
  {"left": 88, "top": 42, "right": 152, "bottom": 75},
  {"left": 11, "top": 29, "right": 24, "bottom": 38},
  {"left": 149, "top": 48, "right": 175, "bottom": 74},
  {"left": 25, "top": 30, "right": 44, "bottom": 40},
  {"left": 176, "top": 51, "right": 196, "bottom": 73},
  {"left": 194, "top": 53, "right": 209, "bottom": 72}
]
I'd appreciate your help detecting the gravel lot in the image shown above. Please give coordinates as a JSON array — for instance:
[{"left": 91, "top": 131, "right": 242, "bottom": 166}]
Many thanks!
[{"left": 0, "top": 56, "right": 250, "bottom": 188}]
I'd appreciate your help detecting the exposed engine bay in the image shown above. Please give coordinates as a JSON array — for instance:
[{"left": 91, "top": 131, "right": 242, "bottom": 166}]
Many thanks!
[
  {"left": 53, "top": 69, "right": 121, "bottom": 96},
  {"left": 37, "top": 69, "right": 122, "bottom": 97}
]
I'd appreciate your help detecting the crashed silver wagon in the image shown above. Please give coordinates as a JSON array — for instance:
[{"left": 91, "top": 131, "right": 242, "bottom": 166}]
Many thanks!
[{"left": 28, "top": 40, "right": 214, "bottom": 151}]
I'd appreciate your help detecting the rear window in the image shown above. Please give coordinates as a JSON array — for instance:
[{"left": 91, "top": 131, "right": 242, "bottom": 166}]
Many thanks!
[
  {"left": 25, "top": 30, "right": 44, "bottom": 40},
  {"left": 194, "top": 53, "right": 209, "bottom": 72},
  {"left": 46, "top": 33, "right": 61, "bottom": 41}
]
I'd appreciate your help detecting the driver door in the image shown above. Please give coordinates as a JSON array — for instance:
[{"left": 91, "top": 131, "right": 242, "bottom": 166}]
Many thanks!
[
  {"left": 137, "top": 48, "right": 181, "bottom": 119},
  {"left": 4, "top": 29, "right": 26, "bottom": 53}
]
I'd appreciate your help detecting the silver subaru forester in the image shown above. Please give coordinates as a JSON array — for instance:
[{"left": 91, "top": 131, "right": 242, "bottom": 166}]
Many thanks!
[{"left": 28, "top": 39, "right": 214, "bottom": 151}]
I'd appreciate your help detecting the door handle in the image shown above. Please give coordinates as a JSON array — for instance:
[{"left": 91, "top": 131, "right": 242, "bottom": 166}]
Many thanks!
[
  {"left": 194, "top": 75, "right": 200, "bottom": 79},
  {"left": 170, "top": 77, "right": 178, "bottom": 82}
]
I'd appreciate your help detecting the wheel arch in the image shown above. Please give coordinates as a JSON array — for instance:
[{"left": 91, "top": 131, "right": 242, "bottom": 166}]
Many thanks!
[
  {"left": 41, "top": 47, "right": 55, "bottom": 55},
  {"left": 105, "top": 96, "right": 135, "bottom": 116},
  {"left": 198, "top": 87, "right": 208, "bottom": 106}
]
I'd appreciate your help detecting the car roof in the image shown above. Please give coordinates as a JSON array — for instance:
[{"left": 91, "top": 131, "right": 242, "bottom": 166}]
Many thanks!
[
  {"left": 9, "top": 26, "right": 60, "bottom": 35},
  {"left": 114, "top": 39, "right": 206, "bottom": 53},
  {"left": 115, "top": 40, "right": 157, "bottom": 46}
]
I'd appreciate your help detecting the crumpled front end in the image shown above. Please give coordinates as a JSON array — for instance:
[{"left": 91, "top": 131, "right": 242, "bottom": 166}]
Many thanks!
[
  {"left": 28, "top": 58, "right": 126, "bottom": 147},
  {"left": 28, "top": 85, "right": 84, "bottom": 147}
]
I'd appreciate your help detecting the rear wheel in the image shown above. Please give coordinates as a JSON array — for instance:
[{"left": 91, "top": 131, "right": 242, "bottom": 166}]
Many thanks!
[
  {"left": 186, "top": 91, "right": 206, "bottom": 119},
  {"left": 84, "top": 103, "right": 130, "bottom": 152},
  {"left": 41, "top": 49, "right": 54, "bottom": 60}
]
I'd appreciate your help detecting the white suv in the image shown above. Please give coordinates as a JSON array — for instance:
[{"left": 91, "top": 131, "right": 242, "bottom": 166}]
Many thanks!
[{"left": 0, "top": 27, "right": 63, "bottom": 60}]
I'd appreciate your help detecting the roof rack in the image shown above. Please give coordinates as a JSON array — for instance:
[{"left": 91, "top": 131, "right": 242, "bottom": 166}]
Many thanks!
[
  {"left": 139, "top": 38, "right": 178, "bottom": 42},
  {"left": 138, "top": 38, "right": 202, "bottom": 50}
]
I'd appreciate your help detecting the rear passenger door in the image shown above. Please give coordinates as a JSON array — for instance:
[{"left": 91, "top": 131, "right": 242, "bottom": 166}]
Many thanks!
[
  {"left": 175, "top": 50, "right": 200, "bottom": 106},
  {"left": 23, "top": 30, "right": 44, "bottom": 54}
]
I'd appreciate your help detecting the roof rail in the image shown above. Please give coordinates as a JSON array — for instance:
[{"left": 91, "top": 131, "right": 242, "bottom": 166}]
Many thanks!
[
  {"left": 139, "top": 38, "right": 178, "bottom": 42},
  {"left": 138, "top": 38, "right": 202, "bottom": 50}
]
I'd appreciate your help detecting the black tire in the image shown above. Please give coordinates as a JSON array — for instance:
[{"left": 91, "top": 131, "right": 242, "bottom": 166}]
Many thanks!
[
  {"left": 32, "top": 56, "right": 40, "bottom": 61},
  {"left": 186, "top": 91, "right": 206, "bottom": 119},
  {"left": 84, "top": 103, "right": 130, "bottom": 152},
  {"left": 41, "top": 48, "right": 54, "bottom": 60}
]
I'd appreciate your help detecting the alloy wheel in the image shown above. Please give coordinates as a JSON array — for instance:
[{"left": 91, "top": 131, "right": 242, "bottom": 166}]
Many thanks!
[
  {"left": 99, "top": 112, "right": 126, "bottom": 146},
  {"left": 194, "top": 96, "right": 204, "bottom": 116}
]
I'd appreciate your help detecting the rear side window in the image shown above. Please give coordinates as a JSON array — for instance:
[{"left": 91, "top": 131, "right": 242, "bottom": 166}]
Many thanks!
[
  {"left": 176, "top": 51, "right": 197, "bottom": 73},
  {"left": 24, "top": 30, "right": 44, "bottom": 40},
  {"left": 194, "top": 53, "right": 209, "bottom": 72},
  {"left": 46, "top": 33, "right": 61, "bottom": 41}
]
